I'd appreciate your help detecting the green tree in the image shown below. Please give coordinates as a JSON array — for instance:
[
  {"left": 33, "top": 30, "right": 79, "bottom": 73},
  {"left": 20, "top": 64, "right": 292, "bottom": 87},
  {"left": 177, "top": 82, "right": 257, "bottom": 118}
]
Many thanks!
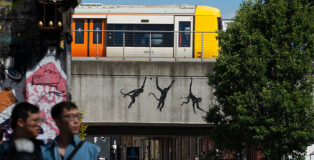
[{"left": 205, "top": 0, "right": 314, "bottom": 159}]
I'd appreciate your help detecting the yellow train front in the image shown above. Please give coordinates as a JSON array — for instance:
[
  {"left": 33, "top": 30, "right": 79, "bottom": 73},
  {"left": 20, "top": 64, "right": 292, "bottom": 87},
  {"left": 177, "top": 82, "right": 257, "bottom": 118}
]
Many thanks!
[{"left": 71, "top": 4, "right": 222, "bottom": 58}]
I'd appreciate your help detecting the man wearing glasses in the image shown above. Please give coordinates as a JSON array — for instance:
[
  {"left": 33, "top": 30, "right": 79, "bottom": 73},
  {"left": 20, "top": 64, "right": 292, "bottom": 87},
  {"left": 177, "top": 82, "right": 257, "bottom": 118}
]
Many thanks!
[
  {"left": 0, "top": 102, "right": 44, "bottom": 160},
  {"left": 41, "top": 101, "right": 100, "bottom": 160}
]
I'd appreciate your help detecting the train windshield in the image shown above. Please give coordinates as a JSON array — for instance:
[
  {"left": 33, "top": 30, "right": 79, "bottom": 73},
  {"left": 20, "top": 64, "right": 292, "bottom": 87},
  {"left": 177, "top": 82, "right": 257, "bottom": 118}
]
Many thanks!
[{"left": 218, "top": 18, "right": 222, "bottom": 30}]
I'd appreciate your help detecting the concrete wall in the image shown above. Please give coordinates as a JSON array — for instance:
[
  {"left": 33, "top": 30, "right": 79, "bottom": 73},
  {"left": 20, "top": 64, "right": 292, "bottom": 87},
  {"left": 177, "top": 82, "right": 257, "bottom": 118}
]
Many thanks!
[{"left": 71, "top": 60, "right": 215, "bottom": 124}]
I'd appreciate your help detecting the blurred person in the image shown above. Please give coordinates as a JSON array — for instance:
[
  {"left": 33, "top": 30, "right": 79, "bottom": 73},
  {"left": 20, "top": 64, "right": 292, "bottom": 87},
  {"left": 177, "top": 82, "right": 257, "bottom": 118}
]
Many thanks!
[
  {"left": 7, "top": 138, "right": 38, "bottom": 160},
  {"left": 0, "top": 102, "right": 43, "bottom": 160},
  {"left": 0, "top": 128, "right": 3, "bottom": 144},
  {"left": 41, "top": 102, "right": 99, "bottom": 160}
]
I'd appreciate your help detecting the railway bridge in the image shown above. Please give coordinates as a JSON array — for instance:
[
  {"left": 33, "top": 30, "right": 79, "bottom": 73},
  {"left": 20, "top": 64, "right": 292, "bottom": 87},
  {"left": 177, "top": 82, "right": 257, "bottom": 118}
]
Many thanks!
[{"left": 70, "top": 57, "right": 217, "bottom": 159}]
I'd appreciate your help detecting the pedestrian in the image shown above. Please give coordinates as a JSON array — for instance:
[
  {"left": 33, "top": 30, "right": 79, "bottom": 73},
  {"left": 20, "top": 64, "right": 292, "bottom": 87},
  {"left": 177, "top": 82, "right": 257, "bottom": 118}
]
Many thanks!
[
  {"left": 0, "top": 128, "right": 3, "bottom": 144},
  {"left": 0, "top": 102, "right": 43, "bottom": 160},
  {"left": 7, "top": 138, "right": 39, "bottom": 160},
  {"left": 41, "top": 101, "right": 100, "bottom": 160}
]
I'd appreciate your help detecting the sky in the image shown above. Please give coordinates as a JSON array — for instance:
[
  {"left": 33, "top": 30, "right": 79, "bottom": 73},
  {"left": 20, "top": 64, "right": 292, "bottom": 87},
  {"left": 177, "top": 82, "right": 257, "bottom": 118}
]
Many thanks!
[{"left": 81, "top": 0, "right": 244, "bottom": 19}]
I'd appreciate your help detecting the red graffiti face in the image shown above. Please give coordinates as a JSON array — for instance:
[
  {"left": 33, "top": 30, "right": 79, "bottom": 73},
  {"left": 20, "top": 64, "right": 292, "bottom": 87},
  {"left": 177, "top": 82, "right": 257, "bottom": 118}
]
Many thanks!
[{"left": 26, "top": 61, "right": 67, "bottom": 136}]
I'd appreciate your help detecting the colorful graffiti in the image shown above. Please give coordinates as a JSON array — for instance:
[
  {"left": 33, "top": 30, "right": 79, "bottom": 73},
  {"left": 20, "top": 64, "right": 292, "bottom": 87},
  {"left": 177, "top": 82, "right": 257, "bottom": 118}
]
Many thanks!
[
  {"left": 0, "top": 88, "right": 15, "bottom": 141},
  {"left": 25, "top": 55, "right": 67, "bottom": 140},
  {"left": 0, "top": 77, "right": 25, "bottom": 141},
  {"left": 0, "top": 88, "right": 16, "bottom": 112},
  {"left": 0, "top": 52, "right": 67, "bottom": 141}
]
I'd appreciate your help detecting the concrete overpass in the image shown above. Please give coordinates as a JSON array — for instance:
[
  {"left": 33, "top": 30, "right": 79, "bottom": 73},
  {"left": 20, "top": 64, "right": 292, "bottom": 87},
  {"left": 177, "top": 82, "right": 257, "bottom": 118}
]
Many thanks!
[{"left": 70, "top": 57, "right": 216, "bottom": 136}]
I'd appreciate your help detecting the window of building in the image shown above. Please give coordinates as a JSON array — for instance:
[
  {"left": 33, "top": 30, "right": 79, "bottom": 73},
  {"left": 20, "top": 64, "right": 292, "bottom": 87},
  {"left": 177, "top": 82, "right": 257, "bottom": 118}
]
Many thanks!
[
  {"left": 175, "top": 138, "right": 178, "bottom": 160},
  {"left": 196, "top": 137, "right": 200, "bottom": 156},
  {"left": 181, "top": 137, "right": 184, "bottom": 160},
  {"left": 189, "top": 137, "right": 192, "bottom": 157},
  {"left": 75, "top": 20, "right": 84, "bottom": 44}
]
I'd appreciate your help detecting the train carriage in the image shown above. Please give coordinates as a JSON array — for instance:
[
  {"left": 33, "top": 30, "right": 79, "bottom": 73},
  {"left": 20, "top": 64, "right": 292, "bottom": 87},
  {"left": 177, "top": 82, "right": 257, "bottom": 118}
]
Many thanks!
[{"left": 72, "top": 4, "right": 222, "bottom": 58}]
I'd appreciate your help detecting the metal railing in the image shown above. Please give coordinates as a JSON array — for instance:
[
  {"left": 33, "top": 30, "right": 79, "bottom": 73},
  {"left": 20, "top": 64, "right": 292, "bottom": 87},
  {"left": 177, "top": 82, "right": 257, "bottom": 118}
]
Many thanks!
[{"left": 72, "top": 30, "right": 218, "bottom": 62}]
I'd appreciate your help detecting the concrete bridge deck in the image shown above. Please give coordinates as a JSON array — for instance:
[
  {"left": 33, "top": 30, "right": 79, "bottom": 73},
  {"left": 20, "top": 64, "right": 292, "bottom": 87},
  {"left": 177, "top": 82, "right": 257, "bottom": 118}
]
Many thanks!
[{"left": 71, "top": 58, "right": 216, "bottom": 135}]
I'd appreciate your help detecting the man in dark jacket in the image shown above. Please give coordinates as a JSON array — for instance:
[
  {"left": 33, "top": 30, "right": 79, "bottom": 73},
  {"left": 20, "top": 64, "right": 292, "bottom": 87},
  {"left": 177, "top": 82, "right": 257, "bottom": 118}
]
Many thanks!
[{"left": 0, "top": 102, "right": 43, "bottom": 160}]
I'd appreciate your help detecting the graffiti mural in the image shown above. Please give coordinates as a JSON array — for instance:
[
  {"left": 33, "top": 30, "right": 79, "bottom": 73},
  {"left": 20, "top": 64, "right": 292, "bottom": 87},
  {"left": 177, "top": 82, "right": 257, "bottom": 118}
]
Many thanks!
[
  {"left": 0, "top": 76, "right": 25, "bottom": 141},
  {"left": 0, "top": 88, "right": 16, "bottom": 112},
  {"left": 181, "top": 78, "right": 204, "bottom": 113},
  {"left": 0, "top": 88, "right": 16, "bottom": 141},
  {"left": 148, "top": 77, "right": 175, "bottom": 112},
  {"left": 0, "top": 0, "right": 78, "bottom": 142},
  {"left": 119, "top": 77, "right": 207, "bottom": 113},
  {"left": 25, "top": 54, "right": 67, "bottom": 140},
  {"left": 121, "top": 77, "right": 147, "bottom": 108}
]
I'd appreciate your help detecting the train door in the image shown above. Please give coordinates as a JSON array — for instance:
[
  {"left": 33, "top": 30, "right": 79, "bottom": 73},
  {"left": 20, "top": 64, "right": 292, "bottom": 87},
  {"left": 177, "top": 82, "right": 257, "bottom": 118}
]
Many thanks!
[
  {"left": 72, "top": 19, "right": 88, "bottom": 57},
  {"left": 89, "top": 19, "right": 106, "bottom": 57},
  {"left": 174, "top": 16, "right": 193, "bottom": 58}
]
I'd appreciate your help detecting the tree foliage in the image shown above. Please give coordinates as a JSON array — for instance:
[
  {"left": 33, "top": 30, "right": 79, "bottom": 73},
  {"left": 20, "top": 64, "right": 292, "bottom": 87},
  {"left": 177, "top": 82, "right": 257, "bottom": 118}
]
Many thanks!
[
  {"left": 205, "top": 0, "right": 313, "bottom": 159},
  {"left": 78, "top": 110, "right": 88, "bottom": 140}
]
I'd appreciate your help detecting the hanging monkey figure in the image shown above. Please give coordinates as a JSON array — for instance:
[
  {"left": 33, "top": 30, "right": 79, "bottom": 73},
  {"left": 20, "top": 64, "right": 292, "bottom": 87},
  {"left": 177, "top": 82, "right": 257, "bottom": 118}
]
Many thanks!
[
  {"left": 149, "top": 77, "right": 175, "bottom": 112},
  {"left": 181, "top": 78, "right": 204, "bottom": 113},
  {"left": 121, "top": 77, "right": 147, "bottom": 108}
]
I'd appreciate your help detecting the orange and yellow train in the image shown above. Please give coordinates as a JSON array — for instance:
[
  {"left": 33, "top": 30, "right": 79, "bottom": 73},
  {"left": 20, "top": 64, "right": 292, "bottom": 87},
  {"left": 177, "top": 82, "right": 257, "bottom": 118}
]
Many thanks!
[{"left": 72, "top": 4, "right": 222, "bottom": 58}]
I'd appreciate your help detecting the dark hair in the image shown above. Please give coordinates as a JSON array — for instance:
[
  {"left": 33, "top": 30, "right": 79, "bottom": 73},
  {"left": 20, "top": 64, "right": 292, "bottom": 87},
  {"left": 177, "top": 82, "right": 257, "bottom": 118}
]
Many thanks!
[
  {"left": 10, "top": 102, "right": 39, "bottom": 130},
  {"left": 51, "top": 102, "right": 77, "bottom": 120}
]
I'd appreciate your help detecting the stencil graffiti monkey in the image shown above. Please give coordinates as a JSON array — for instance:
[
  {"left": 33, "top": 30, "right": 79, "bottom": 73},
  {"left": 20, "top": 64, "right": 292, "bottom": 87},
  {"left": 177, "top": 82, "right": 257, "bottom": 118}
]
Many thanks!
[
  {"left": 181, "top": 78, "right": 204, "bottom": 113},
  {"left": 149, "top": 77, "right": 175, "bottom": 112},
  {"left": 121, "top": 77, "right": 147, "bottom": 108}
]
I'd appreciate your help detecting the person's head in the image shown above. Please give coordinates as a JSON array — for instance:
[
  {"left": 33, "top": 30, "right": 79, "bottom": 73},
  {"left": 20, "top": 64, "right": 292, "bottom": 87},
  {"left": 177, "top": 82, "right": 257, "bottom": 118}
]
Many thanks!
[
  {"left": 51, "top": 102, "right": 81, "bottom": 135},
  {"left": 10, "top": 102, "right": 41, "bottom": 139}
]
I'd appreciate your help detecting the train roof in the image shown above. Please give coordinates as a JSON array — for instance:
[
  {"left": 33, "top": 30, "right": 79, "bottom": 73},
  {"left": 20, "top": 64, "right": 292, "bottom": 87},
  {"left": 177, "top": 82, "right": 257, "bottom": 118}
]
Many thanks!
[{"left": 74, "top": 4, "right": 219, "bottom": 15}]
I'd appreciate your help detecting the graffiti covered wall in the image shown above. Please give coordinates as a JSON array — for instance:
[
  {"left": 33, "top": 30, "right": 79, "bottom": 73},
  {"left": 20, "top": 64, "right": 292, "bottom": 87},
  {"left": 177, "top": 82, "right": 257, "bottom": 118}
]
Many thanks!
[
  {"left": 0, "top": 54, "right": 67, "bottom": 141},
  {"left": 0, "top": 0, "right": 78, "bottom": 142},
  {"left": 25, "top": 56, "right": 67, "bottom": 140},
  {"left": 0, "top": 78, "right": 25, "bottom": 141}
]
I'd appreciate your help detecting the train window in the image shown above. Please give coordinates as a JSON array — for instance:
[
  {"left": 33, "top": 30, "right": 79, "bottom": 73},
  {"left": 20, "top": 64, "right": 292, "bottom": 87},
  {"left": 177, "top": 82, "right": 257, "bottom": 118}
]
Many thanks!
[
  {"left": 93, "top": 20, "right": 102, "bottom": 44},
  {"left": 107, "top": 25, "right": 123, "bottom": 46},
  {"left": 134, "top": 25, "right": 170, "bottom": 47},
  {"left": 75, "top": 20, "right": 84, "bottom": 44},
  {"left": 179, "top": 21, "right": 191, "bottom": 47},
  {"left": 107, "top": 24, "right": 174, "bottom": 47},
  {"left": 135, "top": 25, "right": 160, "bottom": 47},
  {"left": 114, "top": 25, "right": 124, "bottom": 45},
  {"left": 152, "top": 34, "right": 163, "bottom": 45},
  {"left": 217, "top": 18, "right": 222, "bottom": 30},
  {"left": 135, "top": 33, "right": 149, "bottom": 46}
]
